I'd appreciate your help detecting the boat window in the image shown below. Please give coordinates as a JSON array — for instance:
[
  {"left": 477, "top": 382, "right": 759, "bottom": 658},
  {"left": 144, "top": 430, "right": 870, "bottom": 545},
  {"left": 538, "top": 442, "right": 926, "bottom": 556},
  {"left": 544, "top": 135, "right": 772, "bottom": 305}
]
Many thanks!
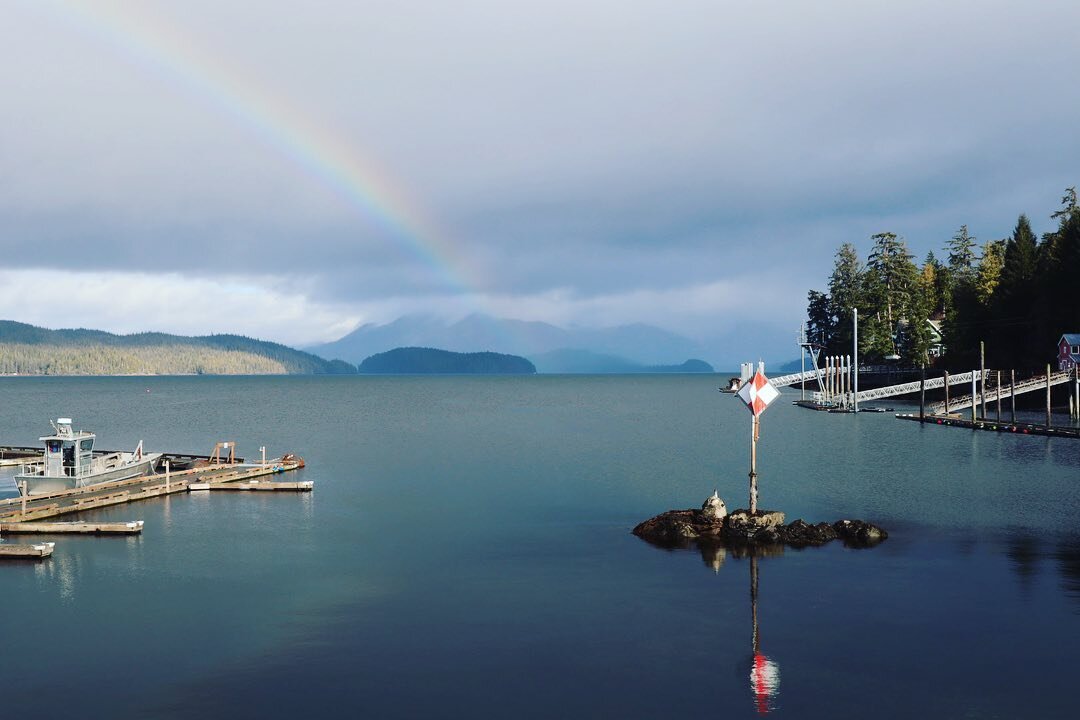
[
  {"left": 47, "top": 440, "right": 61, "bottom": 453},
  {"left": 80, "top": 439, "right": 94, "bottom": 452}
]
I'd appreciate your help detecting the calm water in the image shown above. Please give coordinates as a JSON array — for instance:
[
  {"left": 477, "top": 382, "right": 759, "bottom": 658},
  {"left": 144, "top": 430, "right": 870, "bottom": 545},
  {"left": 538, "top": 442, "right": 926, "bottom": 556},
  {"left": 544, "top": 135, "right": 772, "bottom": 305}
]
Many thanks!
[{"left": 1, "top": 375, "right": 1078, "bottom": 718}]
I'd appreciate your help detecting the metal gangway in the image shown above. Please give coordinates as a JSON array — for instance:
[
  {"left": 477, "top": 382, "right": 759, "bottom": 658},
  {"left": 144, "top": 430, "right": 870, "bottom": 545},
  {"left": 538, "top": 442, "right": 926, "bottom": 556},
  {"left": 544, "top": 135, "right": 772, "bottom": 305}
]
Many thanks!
[
  {"left": 765, "top": 366, "right": 1075, "bottom": 412},
  {"left": 856, "top": 371, "right": 982, "bottom": 403},
  {"left": 768, "top": 369, "right": 824, "bottom": 388},
  {"left": 925, "top": 371, "right": 1073, "bottom": 414}
]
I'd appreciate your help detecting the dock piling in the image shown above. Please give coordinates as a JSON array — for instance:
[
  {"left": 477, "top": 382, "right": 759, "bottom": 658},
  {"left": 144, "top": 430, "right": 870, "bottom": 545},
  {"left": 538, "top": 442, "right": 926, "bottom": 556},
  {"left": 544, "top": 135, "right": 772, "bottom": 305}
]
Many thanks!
[
  {"left": 1047, "top": 364, "right": 1052, "bottom": 427},
  {"left": 919, "top": 366, "right": 926, "bottom": 420},
  {"left": 971, "top": 374, "right": 977, "bottom": 423},
  {"left": 980, "top": 341, "right": 987, "bottom": 420},
  {"left": 996, "top": 370, "right": 1002, "bottom": 423},
  {"left": 1011, "top": 369, "right": 1016, "bottom": 424},
  {"left": 1074, "top": 367, "right": 1079, "bottom": 421}
]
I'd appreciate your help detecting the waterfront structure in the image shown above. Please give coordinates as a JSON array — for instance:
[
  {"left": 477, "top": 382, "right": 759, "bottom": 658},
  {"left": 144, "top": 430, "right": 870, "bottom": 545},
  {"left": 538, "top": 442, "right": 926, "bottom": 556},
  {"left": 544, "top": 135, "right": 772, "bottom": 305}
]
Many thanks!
[{"left": 1058, "top": 334, "right": 1080, "bottom": 370}]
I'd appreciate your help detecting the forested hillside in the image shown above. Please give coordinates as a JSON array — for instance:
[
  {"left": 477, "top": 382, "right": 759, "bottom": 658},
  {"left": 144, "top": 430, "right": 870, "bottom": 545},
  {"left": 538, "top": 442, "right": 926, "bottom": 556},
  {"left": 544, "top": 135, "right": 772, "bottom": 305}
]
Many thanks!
[
  {"left": 359, "top": 347, "right": 536, "bottom": 374},
  {"left": 806, "top": 188, "right": 1080, "bottom": 372},
  {"left": 0, "top": 321, "right": 357, "bottom": 375}
]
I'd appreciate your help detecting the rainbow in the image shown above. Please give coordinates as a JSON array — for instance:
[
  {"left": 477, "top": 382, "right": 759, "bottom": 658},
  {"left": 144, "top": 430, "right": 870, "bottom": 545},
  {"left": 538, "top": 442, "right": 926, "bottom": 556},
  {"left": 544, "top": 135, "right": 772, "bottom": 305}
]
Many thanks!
[{"left": 37, "top": 0, "right": 481, "bottom": 299}]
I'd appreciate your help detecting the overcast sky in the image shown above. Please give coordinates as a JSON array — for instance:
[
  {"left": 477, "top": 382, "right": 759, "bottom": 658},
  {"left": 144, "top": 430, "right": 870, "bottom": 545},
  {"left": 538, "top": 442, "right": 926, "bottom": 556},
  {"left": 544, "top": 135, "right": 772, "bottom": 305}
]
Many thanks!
[{"left": 3, "top": 0, "right": 1078, "bottom": 362}]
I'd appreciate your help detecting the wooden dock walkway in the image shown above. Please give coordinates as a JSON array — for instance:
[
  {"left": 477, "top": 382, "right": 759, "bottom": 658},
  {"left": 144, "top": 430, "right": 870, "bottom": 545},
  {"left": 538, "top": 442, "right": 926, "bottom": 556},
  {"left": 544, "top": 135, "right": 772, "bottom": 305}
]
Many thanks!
[{"left": 0, "top": 459, "right": 306, "bottom": 524}]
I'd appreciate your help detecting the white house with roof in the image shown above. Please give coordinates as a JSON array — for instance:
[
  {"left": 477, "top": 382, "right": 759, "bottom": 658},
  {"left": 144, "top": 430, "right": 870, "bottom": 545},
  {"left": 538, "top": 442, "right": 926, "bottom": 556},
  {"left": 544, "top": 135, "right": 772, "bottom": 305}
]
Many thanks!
[{"left": 1058, "top": 334, "right": 1080, "bottom": 370}]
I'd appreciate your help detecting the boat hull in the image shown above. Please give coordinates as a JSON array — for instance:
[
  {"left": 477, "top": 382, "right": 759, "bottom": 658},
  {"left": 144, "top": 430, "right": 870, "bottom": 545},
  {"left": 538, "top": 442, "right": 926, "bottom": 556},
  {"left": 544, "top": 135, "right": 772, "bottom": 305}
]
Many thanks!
[{"left": 16, "top": 453, "right": 162, "bottom": 497}]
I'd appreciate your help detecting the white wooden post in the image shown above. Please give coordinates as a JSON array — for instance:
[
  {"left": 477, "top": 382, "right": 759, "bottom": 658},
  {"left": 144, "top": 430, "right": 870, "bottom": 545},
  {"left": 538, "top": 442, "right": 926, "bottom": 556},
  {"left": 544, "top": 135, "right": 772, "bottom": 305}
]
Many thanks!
[
  {"left": 853, "top": 308, "right": 859, "bottom": 413},
  {"left": 971, "top": 374, "right": 977, "bottom": 423}
]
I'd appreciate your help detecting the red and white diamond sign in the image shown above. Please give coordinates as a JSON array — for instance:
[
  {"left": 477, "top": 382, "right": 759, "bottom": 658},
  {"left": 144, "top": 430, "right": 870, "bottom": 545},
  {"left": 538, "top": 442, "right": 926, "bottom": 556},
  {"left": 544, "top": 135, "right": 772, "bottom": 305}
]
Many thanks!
[{"left": 737, "top": 370, "right": 780, "bottom": 416}]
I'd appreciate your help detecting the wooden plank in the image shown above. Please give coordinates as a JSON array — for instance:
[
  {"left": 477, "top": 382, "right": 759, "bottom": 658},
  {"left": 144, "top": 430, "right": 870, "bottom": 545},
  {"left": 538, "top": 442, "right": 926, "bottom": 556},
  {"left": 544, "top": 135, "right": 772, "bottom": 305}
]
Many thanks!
[
  {"left": 1, "top": 521, "right": 144, "bottom": 535},
  {"left": 0, "top": 542, "right": 54, "bottom": 558},
  {"left": 0, "top": 503, "right": 60, "bottom": 520},
  {"left": 72, "top": 491, "right": 130, "bottom": 506}
]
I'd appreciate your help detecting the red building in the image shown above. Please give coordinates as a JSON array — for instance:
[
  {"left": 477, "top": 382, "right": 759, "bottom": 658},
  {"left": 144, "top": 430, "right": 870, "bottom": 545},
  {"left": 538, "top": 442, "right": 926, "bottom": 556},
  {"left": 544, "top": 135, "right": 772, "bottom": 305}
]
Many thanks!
[{"left": 1059, "top": 334, "right": 1080, "bottom": 370}]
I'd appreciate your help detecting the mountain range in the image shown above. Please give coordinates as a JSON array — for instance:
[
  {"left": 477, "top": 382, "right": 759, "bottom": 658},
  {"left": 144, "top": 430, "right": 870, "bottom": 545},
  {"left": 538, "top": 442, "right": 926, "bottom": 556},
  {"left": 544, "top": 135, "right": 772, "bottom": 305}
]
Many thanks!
[
  {"left": 307, "top": 314, "right": 714, "bottom": 372},
  {"left": 0, "top": 320, "right": 356, "bottom": 375}
]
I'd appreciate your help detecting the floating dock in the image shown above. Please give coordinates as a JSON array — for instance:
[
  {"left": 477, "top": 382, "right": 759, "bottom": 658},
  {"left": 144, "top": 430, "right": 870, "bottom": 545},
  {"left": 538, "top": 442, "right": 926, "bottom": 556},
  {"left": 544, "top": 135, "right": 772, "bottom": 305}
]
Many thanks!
[
  {"left": 0, "top": 521, "right": 145, "bottom": 535},
  {"left": 0, "top": 457, "right": 306, "bottom": 524},
  {"left": 896, "top": 413, "right": 1080, "bottom": 439},
  {"left": 0, "top": 437, "right": 308, "bottom": 563},
  {"left": 189, "top": 480, "right": 313, "bottom": 492},
  {"left": 0, "top": 542, "right": 54, "bottom": 559}
]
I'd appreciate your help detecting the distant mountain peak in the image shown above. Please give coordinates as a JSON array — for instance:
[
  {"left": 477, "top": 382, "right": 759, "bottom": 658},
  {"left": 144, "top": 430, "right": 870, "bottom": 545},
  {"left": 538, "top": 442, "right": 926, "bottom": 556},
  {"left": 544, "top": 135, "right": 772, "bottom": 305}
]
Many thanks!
[{"left": 307, "top": 314, "right": 708, "bottom": 369}]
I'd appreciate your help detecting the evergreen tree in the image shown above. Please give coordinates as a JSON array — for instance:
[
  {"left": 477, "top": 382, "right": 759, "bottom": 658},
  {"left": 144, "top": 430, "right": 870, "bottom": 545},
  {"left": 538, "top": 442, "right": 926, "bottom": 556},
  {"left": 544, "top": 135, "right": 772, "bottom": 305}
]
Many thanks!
[
  {"left": 921, "top": 251, "right": 948, "bottom": 317},
  {"left": 996, "top": 215, "right": 1039, "bottom": 301},
  {"left": 1043, "top": 193, "right": 1080, "bottom": 351},
  {"left": 804, "top": 186, "right": 1078, "bottom": 373},
  {"left": 826, "top": 243, "right": 864, "bottom": 356},
  {"left": 899, "top": 269, "right": 935, "bottom": 366},
  {"left": 989, "top": 215, "right": 1040, "bottom": 370},
  {"left": 975, "top": 240, "right": 1006, "bottom": 306},
  {"left": 947, "top": 224, "right": 979, "bottom": 285},
  {"left": 1050, "top": 187, "right": 1077, "bottom": 220},
  {"left": 864, "top": 232, "right": 918, "bottom": 359},
  {"left": 806, "top": 290, "right": 834, "bottom": 350}
]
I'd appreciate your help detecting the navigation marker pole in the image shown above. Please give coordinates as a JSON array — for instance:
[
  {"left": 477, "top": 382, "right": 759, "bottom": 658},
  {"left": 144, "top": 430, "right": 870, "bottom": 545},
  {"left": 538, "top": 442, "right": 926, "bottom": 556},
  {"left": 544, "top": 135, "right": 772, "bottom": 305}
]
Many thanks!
[
  {"left": 736, "top": 364, "right": 780, "bottom": 515},
  {"left": 750, "top": 413, "right": 759, "bottom": 513}
]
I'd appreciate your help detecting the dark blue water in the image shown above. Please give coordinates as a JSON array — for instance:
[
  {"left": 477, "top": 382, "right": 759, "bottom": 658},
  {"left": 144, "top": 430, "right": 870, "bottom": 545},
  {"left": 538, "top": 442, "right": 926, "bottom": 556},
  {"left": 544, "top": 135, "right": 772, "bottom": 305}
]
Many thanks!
[{"left": 1, "top": 375, "right": 1078, "bottom": 718}]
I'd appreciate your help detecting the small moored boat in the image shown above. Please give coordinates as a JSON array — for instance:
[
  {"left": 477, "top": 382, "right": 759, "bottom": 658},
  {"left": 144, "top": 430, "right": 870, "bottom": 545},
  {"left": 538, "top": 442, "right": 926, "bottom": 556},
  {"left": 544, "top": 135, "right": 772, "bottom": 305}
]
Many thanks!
[{"left": 15, "top": 418, "right": 162, "bottom": 496}]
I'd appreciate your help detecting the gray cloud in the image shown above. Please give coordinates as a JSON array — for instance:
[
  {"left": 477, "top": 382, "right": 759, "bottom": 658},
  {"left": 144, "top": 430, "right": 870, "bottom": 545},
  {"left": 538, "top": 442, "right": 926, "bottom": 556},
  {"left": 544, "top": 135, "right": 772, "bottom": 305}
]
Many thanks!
[{"left": 2, "top": 0, "right": 1078, "bottom": 359}]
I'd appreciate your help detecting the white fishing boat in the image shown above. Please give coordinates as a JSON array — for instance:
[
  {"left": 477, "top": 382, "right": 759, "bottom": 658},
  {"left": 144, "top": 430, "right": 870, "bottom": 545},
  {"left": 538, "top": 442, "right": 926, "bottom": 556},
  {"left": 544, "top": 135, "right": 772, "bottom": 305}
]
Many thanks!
[{"left": 14, "top": 418, "right": 162, "bottom": 496}]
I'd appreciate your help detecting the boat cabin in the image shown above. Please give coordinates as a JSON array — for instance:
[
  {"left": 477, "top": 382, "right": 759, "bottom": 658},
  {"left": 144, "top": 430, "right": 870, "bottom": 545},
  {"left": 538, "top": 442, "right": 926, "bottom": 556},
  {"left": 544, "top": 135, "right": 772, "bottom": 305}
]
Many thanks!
[{"left": 41, "top": 418, "right": 96, "bottom": 479}]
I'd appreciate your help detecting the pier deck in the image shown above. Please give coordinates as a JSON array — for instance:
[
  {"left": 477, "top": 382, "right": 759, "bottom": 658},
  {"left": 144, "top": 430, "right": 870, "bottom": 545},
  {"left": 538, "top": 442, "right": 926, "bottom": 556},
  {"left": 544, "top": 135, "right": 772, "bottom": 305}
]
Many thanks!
[{"left": 0, "top": 458, "right": 305, "bottom": 524}]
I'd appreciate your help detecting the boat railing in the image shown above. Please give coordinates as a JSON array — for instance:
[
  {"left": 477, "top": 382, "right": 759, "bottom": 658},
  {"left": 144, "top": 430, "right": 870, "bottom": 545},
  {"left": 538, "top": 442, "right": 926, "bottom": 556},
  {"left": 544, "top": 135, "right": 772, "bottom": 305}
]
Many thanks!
[{"left": 19, "top": 462, "right": 45, "bottom": 476}]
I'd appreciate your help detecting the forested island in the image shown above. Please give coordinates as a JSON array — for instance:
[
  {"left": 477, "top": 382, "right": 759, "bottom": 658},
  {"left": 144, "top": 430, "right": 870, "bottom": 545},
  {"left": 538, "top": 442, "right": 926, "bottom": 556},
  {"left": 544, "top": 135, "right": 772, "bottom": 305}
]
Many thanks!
[
  {"left": 806, "top": 187, "right": 1080, "bottom": 372},
  {"left": 359, "top": 347, "right": 536, "bottom": 374},
  {"left": 0, "top": 321, "right": 357, "bottom": 375},
  {"left": 528, "top": 348, "right": 714, "bottom": 373}
]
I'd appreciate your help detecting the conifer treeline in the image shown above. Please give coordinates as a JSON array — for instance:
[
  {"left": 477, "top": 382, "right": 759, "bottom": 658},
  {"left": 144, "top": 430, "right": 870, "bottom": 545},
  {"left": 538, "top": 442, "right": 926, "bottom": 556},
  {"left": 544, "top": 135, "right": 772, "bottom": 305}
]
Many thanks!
[
  {"left": 807, "top": 188, "right": 1080, "bottom": 372},
  {"left": 0, "top": 320, "right": 359, "bottom": 375},
  {"left": 0, "top": 344, "right": 288, "bottom": 375}
]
